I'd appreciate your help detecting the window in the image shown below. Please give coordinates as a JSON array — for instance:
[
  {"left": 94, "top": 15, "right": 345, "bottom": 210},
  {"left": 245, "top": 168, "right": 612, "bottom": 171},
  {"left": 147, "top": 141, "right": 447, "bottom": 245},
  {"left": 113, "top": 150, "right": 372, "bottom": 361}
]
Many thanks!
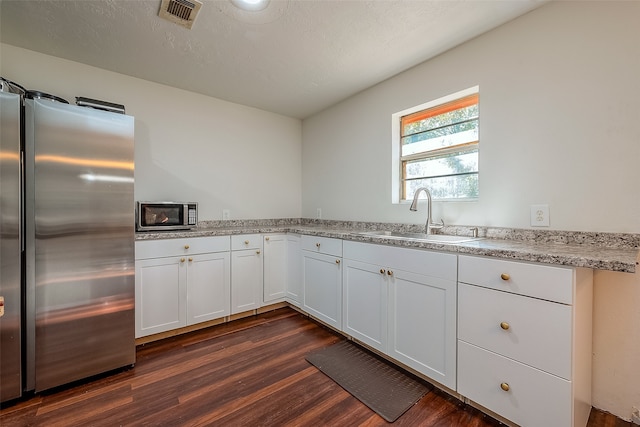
[{"left": 392, "top": 87, "right": 479, "bottom": 202}]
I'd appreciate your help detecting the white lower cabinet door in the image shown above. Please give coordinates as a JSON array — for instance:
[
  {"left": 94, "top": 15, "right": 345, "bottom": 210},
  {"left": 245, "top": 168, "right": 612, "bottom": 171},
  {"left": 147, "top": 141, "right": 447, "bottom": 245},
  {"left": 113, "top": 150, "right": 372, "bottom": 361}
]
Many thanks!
[
  {"left": 458, "top": 341, "right": 571, "bottom": 427},
  {"left": 231, "top": 249, "right": 263, "bottom": 315},
  {"left": 263, "top": 234, "right": 287, "bottom": 304},
  {"left": 388, "top": 268, "right": 457, "bottom": 390},
  {"left": 302, "top": 250, "right": 342, "bottom": 330},
  {"left": 135, "top": 256, "right": 186, "bottom": 338},
  {"left": 186, "top": 252, "right": 230, "bottom": 325},
  {"left": 286, "top": 234, "right": 303, "bottom": 307},
  {"left": 342, "top": 259, "right": 387, "bottom": 352}
]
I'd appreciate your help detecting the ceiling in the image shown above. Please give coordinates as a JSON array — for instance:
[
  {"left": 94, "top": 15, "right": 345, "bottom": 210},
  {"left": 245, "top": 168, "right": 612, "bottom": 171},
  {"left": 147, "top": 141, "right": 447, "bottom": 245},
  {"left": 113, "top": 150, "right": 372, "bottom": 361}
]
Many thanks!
[{"left": 0, "top": 0, "right": 545, "bottom": 119}]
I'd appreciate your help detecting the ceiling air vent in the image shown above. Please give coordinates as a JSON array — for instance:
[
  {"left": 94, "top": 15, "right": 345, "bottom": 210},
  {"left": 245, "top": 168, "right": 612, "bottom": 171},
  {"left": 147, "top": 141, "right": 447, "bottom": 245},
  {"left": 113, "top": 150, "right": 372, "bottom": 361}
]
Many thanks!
[{"left": 158, "top": 0, "right": 202, "bottom": 30}]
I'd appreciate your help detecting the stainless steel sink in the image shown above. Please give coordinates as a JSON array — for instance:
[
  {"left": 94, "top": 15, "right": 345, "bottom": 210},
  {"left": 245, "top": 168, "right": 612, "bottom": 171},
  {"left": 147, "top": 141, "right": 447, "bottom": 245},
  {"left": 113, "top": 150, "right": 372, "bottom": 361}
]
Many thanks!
[{"left": 358, "top": 230, "right": 482, "bottom": 244}]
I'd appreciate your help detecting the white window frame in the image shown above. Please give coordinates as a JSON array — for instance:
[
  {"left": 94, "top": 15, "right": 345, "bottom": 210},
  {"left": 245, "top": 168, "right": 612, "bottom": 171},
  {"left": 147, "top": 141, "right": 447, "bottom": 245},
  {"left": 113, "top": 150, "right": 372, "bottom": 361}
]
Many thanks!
[{"left": 391, "top": 86, "right": 479, "bottom": 204}]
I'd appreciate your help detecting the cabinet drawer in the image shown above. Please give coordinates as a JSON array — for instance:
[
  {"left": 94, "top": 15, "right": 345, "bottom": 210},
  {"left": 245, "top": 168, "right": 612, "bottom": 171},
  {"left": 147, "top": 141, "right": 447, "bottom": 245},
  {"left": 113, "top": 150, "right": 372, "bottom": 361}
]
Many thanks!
[
  {"left": 458, "top": 283, "right": 572, "bottom": 379},
  {"left": 458, "top": 341, "right": 571, "bottom": 427},
  {"left": 136, "top": 236, "right": 230, "bottom": 260},
  {"left": 458, "top": 255, "right": 573, "bottom": 304},
  {"left": 231, "top": 234, "right": 262, "bottom": 250},
  {"left": 301, "top": 235, "right": 342, "bottom": 257}
]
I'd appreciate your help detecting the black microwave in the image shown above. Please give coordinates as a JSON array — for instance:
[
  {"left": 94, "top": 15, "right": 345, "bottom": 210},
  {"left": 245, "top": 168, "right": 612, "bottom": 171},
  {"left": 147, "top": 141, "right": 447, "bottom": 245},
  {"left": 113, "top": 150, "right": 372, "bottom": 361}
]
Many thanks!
[{"left": 136, "top": 202, "right": 198, "bottom": 231}]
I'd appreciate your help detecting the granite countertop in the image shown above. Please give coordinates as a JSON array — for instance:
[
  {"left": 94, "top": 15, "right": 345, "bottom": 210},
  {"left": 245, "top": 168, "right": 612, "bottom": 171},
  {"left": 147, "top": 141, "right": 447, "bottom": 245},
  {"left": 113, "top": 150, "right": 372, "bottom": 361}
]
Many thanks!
[{"left": 135, "top": 219, "right": 640, "bottom": 274}]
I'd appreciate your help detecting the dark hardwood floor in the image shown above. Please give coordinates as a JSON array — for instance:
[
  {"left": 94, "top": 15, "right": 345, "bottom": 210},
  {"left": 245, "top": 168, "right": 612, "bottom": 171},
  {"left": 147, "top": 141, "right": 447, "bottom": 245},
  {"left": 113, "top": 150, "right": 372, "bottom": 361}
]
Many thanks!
[{"left": 0, "top": 308, "right": 631, "bottom": 426}]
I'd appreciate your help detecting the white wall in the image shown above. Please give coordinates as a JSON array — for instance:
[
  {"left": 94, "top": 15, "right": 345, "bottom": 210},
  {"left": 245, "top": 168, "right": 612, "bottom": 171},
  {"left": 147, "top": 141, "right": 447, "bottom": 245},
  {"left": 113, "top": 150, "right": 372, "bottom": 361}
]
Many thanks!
[
  {"left": 302, "top": 1, "right": 640, "bottom": 421},
  {"left": 0, "top": 44, "right": 302, "bottom": 221},
  {"left": 302, "top": 1, "right": 640, "bottom": 234}
]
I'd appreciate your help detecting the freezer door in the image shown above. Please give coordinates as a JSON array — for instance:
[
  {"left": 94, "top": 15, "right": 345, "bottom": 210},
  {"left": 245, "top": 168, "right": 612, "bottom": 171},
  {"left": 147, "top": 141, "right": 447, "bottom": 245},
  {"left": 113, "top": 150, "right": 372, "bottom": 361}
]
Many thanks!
[
  {"left": 0, "top": 91, "right": 23, "bottom": 402},
  {"left": 25, "top": 99, "right": 135, "bottom": 392}
]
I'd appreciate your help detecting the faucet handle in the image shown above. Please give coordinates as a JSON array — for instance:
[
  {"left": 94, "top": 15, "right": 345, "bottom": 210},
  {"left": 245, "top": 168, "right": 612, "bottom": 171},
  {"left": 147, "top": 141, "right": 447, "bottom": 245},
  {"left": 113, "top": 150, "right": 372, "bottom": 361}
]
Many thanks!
[{"left": 429, "top": 219, "right": 445, "bottom": 230}]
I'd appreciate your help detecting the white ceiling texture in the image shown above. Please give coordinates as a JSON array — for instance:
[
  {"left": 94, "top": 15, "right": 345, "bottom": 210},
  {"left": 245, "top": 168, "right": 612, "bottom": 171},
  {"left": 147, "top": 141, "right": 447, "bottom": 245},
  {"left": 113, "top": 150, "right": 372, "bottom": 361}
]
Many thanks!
[{"left": 0, "top": 0, "right": 545, "bottom": 119}]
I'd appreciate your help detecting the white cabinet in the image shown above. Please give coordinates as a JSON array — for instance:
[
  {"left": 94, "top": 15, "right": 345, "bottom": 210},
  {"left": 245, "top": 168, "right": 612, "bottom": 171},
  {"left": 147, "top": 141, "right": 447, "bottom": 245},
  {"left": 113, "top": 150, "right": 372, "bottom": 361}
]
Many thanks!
[
  {"left": 388, "top": 266, "right": 457, "bottom": 390},
  {"left": 342, "top": 241, "right": 458, "bottom": 390},
  {"left": 457, "top": 255, "right": 593, "bottom": 427},
  {"left": 263, "top": 234, "right": 288, "bottom": 304},
  {"left": 342, "top": 258, "right": 388, "bottom": 352},
  {"left": 187, "top": 252, "right": 230, "bottom": 325},
  {"left": 135, "top": 256, "right": 185, "bottom": 337},
  {"left": 285, "top": 234, "right": 302, "bottom": 307},
  {"left": 135, "top": 236, "right": 230, "bottom": 338},
  {"left": 458, "top": 341, "right": 572, "bottom": 426},
  {"left": 231, "top": 234, "right": 263, "bottom": 315},
  {"left": 459, "top": 282, "right": 572, "bottom": 379},
  {"left": 301, "top": 235, "right": 342, "bottom": 330}
]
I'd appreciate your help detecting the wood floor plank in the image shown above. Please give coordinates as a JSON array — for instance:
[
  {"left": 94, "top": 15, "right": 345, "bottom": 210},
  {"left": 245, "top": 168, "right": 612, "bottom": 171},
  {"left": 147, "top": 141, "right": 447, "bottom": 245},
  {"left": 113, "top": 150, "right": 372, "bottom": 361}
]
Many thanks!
[
  {"left": 177, "top": 339, "right": 331, "bottom": 405},
  {"left": 242, "top": 372, "right": 349, "bottom": 426},
  {"left": 42, "top": 395, "right": 134, "bottom": 427},
  {"left": 35, "top": 384, "right": 132, "bottom": 416},
  {"left": 186, "top": 367, "right": 319, "bottom": 426},
  {"left": 588, "top": 409, "right": 634, "bottom": 427},
  {"left": 131, "top": 320, "right": 318, "bottom": 391},
  {"left": 0, "top": 307, "right": 631, "bottom": 426}
]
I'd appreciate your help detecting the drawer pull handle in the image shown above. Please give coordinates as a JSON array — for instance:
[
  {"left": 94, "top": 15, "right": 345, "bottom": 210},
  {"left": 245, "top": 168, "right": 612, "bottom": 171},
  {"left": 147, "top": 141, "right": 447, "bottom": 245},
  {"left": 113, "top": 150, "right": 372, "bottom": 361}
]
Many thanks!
[
  {"left": 180, "top": 258, "right": 186, "bottom": 263},
  {"left": 244, "top": 240, "right": 249, "bottom": 245},
  {"left": 188, "top": 257, "right": 193, "bottom": 262},
  {"left": 500, "top": 382, "right": 510, "bottom": 392},
  {"left": 316, "top": 243, "right": 321, "bottom": 248},
  {"left": 500, "top": 273, "right": 510, "bottom": 281},
  {"left": 256, "top": 250, "right": 261, "bottom": 255},
  {"left": 500, "top": 322, "right": 510, "bottom": 330},
  {"left": 184, "top": 245, "right": 190, "bottom": 249},
  {"left": 387, "top": 270, "right": 393, "bottom": 276},
  {"left": 380, "top": 269, "right": 386, "bottom": 274},
  {"left": 335, "top": 259, "right": 341, "bottom": 264},
  {"left": 265, "top": 237, "right": 270, "bottom": 241}
]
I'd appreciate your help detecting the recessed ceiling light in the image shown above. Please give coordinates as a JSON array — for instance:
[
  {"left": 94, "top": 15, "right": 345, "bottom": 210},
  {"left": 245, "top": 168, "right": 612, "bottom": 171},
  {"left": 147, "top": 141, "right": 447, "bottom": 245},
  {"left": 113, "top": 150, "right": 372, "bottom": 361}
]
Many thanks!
[{"left": 230, "top": 0, "right": 270, "bottom": 12}]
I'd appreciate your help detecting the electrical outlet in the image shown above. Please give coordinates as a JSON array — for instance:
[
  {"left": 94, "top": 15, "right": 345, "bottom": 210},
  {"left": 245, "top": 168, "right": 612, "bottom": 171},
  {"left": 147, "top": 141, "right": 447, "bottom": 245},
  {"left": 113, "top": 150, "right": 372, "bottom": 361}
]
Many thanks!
[
  {"left": 530, "top": 204, "right": 549, "bottom": 227},
  {"left": 222, "top": 209, "right": 230, "bottom": 220},
  {"left": 631, "top": 406, "right": 640, "bottom": 425},
  {"left": 316, "top": 208, "right": 322, "bottom": 219}
]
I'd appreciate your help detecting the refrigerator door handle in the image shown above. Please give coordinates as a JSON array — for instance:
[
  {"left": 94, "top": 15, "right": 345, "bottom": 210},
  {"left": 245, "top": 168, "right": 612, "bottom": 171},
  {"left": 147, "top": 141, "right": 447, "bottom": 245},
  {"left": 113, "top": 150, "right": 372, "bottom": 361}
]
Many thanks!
[{"left": 20, "top": 150, "right": 24, "bottom": 252}]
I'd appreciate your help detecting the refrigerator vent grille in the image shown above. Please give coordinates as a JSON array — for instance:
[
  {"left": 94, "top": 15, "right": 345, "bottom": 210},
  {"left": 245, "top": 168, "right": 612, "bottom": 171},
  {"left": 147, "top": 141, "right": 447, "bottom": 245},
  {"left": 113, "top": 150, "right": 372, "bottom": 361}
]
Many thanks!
[{"left": 158, "top": 0, "right": 202, "bottom": 29}]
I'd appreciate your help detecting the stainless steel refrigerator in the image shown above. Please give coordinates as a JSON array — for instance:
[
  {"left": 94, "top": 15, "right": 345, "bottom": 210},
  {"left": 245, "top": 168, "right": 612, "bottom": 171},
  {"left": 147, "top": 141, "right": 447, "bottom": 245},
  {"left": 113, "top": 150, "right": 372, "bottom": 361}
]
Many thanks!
[
  {"left": 0, "top": 81, "right": 135, "bottom": 400},
  {"left": 0, "top": 88, "right": 24, "bottom": 402}
]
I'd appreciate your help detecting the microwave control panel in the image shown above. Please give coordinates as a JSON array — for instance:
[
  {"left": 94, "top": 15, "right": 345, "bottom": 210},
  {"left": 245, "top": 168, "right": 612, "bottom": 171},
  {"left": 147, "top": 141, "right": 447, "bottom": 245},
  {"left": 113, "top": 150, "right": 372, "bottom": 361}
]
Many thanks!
[{"left": 188, "top": 207, "right": 197, "bottom": 225}]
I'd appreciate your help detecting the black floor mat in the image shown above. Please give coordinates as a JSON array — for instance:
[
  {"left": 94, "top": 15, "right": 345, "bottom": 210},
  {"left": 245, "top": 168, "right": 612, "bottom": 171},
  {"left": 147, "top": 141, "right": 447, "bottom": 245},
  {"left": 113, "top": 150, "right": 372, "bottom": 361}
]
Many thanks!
[{"left": 305, "top": 340, "right": 431, "bottom": 422}]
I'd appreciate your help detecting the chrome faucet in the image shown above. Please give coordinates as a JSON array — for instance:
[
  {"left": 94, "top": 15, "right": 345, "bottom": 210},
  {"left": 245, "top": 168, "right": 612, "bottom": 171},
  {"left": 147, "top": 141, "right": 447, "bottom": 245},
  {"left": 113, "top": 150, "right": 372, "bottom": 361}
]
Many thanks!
[{"left": 409, "top": 187, "right": 444, "bottom": 234}]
